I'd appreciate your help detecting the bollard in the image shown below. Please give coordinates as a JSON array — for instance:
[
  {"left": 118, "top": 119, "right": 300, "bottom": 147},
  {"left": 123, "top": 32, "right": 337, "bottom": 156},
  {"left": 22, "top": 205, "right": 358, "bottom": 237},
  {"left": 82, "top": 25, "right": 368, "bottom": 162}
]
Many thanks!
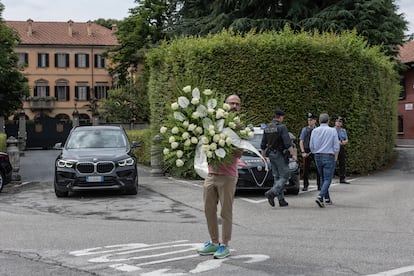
[
  {"left": 150, "top": 134, "right": 164, "bottom": 176},
  {"left": 7, "top": 136, "right": 21, "bottom": 182}
]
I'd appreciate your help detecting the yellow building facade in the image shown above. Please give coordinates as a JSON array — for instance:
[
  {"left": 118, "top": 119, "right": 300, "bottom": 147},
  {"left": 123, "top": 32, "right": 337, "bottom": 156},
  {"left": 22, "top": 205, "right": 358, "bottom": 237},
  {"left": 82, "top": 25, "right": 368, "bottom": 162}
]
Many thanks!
[{"left": 6, "top": 19, "right": 119, "bottom": 124}]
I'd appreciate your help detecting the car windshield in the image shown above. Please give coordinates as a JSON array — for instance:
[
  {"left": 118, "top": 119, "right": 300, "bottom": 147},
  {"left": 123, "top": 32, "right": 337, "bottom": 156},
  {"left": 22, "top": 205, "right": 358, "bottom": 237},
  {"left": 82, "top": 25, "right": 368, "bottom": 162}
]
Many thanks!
[
  {"left": 66, "top": 129, "right": 127, "bottom": 149},
  {"left": 249, "top": 133, "right": 263, "bottom": 149}
]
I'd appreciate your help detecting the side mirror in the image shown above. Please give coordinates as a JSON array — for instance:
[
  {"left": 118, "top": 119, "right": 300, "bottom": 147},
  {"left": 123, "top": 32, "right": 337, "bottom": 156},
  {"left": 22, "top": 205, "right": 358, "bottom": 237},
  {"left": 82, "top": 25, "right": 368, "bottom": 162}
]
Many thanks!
[
  {"left": 54, "top": 142, "right": 62, "bottom": 150},
  {"left": 131, "top": 141, "right": 141, "bottom": 148}
]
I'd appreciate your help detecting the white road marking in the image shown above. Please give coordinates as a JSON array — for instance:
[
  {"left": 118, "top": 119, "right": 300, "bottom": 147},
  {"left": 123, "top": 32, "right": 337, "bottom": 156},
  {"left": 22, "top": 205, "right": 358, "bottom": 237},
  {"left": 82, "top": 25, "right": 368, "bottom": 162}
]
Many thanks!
[
  {"left": 365, "top": 265, "right": 414, "bottom": 276},
  {"left": 12, "top": 181, "right": 31, "bottom": 187}
]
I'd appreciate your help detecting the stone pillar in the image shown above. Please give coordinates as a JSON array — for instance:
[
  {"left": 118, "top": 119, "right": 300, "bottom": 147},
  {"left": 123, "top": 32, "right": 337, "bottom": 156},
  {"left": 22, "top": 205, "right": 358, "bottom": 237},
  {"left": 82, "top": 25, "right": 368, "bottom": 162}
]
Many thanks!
[
  {"left": 92, "top": 114, "right": 99, "bottom": 126},
  {"left": 0, "top": 116, "right": 5, "bottom": 133},
  {"left": 150, "top": 134, "right": 164, "bottom": 176},
  {"left": 72, "top": 110, "right": 79, "bottom": 128},
  {"left": 18, "top": 111, "right": 26, "bottom": 152},
  {"left": 7, "top": 136, "right": 21, "bottom": 182}
]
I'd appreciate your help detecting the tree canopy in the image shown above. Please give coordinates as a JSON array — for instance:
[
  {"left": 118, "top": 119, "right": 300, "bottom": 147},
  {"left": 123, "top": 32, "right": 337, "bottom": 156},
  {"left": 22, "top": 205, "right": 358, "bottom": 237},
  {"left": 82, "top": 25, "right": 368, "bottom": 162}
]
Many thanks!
[
  {"left": 0, "top": 3, "right": 28, "bottom": 117},
  {"left": 172, "top": 0, "right": 408, "bottom": 56}
]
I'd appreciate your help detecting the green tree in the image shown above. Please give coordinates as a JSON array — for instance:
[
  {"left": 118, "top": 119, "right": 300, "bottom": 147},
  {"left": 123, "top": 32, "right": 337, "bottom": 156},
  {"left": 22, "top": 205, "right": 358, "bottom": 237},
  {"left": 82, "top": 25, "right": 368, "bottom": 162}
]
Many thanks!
[
  {"left": 107, "top": 0, "right": 177, "bottom": 85},
  {"left": 172, "top": 0, "right": 408, "bottom": 56},
  {"left": 0, "top": 3, "right": 28, "bottom": 117},
  {"left": 94, "top": 18, "right": 123, "bottom": 30},
  {"left": 100, "top": 73, "right": 150, "bottom": 123}
]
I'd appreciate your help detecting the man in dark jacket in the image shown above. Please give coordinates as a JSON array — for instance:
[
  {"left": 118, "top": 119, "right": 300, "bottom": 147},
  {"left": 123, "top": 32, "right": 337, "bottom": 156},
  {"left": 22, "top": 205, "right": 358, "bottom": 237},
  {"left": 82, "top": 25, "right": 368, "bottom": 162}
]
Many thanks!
[{"left": 261, "top": 109, "right": 298, "bottom": 207}]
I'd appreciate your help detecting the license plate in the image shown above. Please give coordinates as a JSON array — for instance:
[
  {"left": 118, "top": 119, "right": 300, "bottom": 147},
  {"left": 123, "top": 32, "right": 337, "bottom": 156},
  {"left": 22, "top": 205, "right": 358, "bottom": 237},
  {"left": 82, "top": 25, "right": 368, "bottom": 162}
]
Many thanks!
[{"left": 86, "top": 176, "right": 104, "bottom": 182}]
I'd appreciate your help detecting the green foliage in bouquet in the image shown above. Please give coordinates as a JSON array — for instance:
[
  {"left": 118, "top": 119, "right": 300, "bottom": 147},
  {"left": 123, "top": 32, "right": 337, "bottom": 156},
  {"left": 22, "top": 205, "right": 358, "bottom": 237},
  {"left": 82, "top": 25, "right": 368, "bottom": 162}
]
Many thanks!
[{"left": 160, "top": 85, "right": 253, "bottom": 178}]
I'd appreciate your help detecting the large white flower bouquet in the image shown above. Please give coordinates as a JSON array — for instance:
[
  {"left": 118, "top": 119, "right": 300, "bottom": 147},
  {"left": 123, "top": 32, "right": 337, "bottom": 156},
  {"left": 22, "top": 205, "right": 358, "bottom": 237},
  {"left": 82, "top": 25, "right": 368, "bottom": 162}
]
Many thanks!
[{"left": 160, "top": 85, "right": 255, "bottom": 178}]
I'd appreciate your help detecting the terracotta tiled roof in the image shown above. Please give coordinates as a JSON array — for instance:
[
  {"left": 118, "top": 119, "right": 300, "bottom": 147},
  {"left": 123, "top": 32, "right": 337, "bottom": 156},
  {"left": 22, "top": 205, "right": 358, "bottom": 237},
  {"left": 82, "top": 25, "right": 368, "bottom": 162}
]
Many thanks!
[
  {"left": 5, "top": 20, "right": 118, "bottom": 46},
  {"left": 398, "top": 41, "right": 414, "bottom": 63}
]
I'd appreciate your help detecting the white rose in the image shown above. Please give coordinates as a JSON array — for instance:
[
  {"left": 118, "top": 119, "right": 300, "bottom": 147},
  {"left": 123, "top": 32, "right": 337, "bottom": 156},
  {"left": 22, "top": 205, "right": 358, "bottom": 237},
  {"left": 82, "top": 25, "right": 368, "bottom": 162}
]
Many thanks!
[
  {"left": 220, "top": 133, "right": 227, "bottom": 139},
  {"left": 188, "top": 124, "right": 196, "bottom": 132},
  {"left": 182, "top": 85, "right": 191, "bottom": 93},
  {"left": 171, "top": 102, "right": 179, "bottom": 110},
  {"left": 206, "top": 151, "right": 213, "bottom": 158},
  {"left": 182, "top": 120, "right": 189, "bottom": 128},
  {"left": 195, "top": 126, "right": 203, "bottom": 134},
  {"left": 207, "top": 108, "right": 215, "bottom": 115},
  {"left": 209, "top": 125, "right": 215, "bottom": 131},
  {"left": 248, "top": 131, "right": 254, "bottom": 138},
  {"left": 202, "top": 145, "right": 210, "bottom": 152},
  {"left": 176, "top": 159, "right": 184, "bottom": 167},
  {"left": 171, "top": 126, "right": 179, "bottom": 134},
  {"left": 191, "top": 98, "right": 199, "bottom": 105},
  {"left": 176, "top": 150, "right": 183, "bottom": 158},
  {"left": 163, "top": 148, "right": 169, "bottom": 155},
  {"left": 222, "top": 103, "right": 230, "bottom": 111},
  {"left": 184, "top": 139, "right": 191, "bottom": 147},
  {"left": 228, "top": 122, "right": 236, "bottom": 129},
  {"left": 209, "top": 143, "right": 217, "bottom": 151},
  {"left": 223, "top": 111, "right": 228, "bottom": 118},
  {"left": 169, "top": 136, "right": 175, "bottom": 143},
  {"left": 160, "top": 126, "right": 167, "bottom": 134},
  {"left": 201, "top": 136, "right": 209, "bottom": 144},
  {"left": 213, "top": 134, "right": 220, "bottom": 142},
  {"left": 192, "top": 112, "right": 200, "bottom": 119},
  {"left": 203, "top": 89, "right": 213, "bottom": 95},
  {"left": 209, "top": 129, "right": 215, "bottom": 136},
  {"left": 226, "top": 137, "right": 233, "bottom": 146},
  {"left": 191, "top": 137, "right": 198, "bottom": 144},
  {"left": 219, "top": 139, "right": 226, "bottom": 147},
  {"left": 234, "top": 116, "right": 241, "bottom": 124},
  {"left": 240, "top": 129, "right": 247, "bottom": 136},
  {"left": 182, "top": 132, "right": 190, "bottom": 140},
  {"left": 216, "top": 109, "right": 225, "bottom": 119},
  {"left": 171, "top": 142, "right": 179, "bottom": 149}
]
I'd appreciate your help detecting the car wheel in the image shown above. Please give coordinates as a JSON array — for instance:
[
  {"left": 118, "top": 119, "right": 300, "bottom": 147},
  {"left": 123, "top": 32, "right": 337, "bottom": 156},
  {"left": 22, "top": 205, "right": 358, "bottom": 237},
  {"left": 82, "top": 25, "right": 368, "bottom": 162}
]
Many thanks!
[
  {"left": 54, "top": 179, "right": 68, "bottom": 198},
  {"left": 125, "top": 176, "right": 138, "bottom": 195},
  {"left": 0, "top": 171, "right": 4, "bottom": 193}
]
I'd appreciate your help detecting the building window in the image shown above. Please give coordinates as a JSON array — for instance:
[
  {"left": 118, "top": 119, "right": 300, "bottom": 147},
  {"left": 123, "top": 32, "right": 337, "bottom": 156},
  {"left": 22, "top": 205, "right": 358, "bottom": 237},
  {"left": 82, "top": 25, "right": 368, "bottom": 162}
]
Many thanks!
[
  {"left": 37, "top": 53, "right": 49, "bottom": 68},
  {"left": 75, "top": 53, "right": 90, "bottom": 68},
  {"left": 398, "top": 115, "right": 404, "bottom": 134},
  {"left": 94, "top": 84, "right": 109, "bottom": 99},
  {"left": 94, "top": 54, "right": 105, "bottom": 68},
  {"left": 55, "top": 53, "right": 69, "bottom": 68},
  {"left": 17, "top": 52, "right": 28, "bottom": 67},
  {"left": 34, "top": 80, "right": 50, "bottom": 97},
  {"left": 55, "top": 80, "right": 70, "bottom": 101},
  {"left": 75, "top": 85, "right": 90, "bottom": 101},
  {"left": 400, "top": 78, "right": 406, "bottom": 100}
]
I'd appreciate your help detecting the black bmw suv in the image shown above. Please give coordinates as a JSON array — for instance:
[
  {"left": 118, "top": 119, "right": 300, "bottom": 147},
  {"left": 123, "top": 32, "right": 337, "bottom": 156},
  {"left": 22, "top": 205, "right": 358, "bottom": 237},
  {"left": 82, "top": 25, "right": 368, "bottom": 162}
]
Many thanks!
[{"left": 54, "top": 126, "right": 140, "bottom": 197}]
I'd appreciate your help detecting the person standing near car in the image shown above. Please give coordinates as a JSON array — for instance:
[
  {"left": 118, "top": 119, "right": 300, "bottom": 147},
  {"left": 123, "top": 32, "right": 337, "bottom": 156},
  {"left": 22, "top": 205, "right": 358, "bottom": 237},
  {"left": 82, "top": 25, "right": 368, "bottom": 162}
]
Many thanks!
[
  {"left": 310, "top": 113, "right": 340, "bottom": 207},
  {"left": 261, "top": 109, "right": 298, "bottom": 207},
  {"left": 196, "top": 94, "right": 242, "bottom": 259},
  {"left": 299, "top": 113, "right": 320, "bottom": 191},
  {"left": 335, "top": 116, "right": 350, "bottom": 184}
]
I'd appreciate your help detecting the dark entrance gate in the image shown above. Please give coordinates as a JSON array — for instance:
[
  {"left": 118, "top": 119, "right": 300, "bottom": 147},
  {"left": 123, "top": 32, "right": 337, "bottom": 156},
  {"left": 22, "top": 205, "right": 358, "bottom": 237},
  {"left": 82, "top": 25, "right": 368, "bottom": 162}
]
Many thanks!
[{"left": 26, "top": 117, "right": 72, "bottom": 149}]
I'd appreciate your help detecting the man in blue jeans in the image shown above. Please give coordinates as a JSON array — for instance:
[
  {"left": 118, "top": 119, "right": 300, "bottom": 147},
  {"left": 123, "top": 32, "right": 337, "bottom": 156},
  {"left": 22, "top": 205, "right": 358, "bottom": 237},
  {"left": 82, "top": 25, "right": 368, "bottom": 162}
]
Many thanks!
[{"left": 309, "top": 113, "right": 340, "bottom": 207}]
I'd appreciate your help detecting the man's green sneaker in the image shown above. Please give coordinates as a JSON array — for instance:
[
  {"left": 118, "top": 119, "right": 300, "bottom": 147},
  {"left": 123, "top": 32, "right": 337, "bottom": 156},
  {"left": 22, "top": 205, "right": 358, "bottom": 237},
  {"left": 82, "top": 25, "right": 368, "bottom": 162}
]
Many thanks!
[
  {"left": 213, "top": 244, "right": 230, "bottom": 259},
  {"left": 197, "top": 242, "right": 219, "bottom": 255}
]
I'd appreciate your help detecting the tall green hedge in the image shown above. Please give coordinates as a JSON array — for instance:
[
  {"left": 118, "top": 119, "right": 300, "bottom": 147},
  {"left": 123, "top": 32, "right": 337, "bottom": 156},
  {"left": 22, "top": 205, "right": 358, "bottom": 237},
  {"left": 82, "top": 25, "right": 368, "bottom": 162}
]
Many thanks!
[
  {"left": 0, "top": 133, "right": 6, "bottom": 152},
  {"left": 147, "top": 28, "right": 399, "bottom": 175}
]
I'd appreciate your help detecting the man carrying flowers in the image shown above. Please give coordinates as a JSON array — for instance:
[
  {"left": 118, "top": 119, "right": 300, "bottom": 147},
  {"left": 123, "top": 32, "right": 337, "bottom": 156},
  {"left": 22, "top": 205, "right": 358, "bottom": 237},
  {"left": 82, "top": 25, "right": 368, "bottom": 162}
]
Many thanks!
[
  {"left": 196, "top": 94, "right": 242, "bottom": 259},
  {"left": 160, "top": 86, "right": 256, "bottom": 259}
]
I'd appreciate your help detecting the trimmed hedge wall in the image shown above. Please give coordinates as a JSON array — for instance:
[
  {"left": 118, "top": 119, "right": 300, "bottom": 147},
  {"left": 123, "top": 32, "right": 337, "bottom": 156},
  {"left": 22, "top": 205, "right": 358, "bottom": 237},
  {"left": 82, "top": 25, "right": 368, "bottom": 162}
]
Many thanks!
[
  {"left": 0, "top": 133, "right": 6, "bottom": 152},
  {"left": 126, "top": 128, "right": 152, "bottom": 166},
  {"left": 147, "top": 28, "right": 399, "bottom": 175}
]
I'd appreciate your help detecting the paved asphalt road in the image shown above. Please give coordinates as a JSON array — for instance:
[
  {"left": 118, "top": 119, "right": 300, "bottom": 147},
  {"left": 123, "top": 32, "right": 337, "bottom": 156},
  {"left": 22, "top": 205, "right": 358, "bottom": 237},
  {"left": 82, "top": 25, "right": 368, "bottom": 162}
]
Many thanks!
[{"left": 0, "top": 147, "right": 413, "bottom": 275}]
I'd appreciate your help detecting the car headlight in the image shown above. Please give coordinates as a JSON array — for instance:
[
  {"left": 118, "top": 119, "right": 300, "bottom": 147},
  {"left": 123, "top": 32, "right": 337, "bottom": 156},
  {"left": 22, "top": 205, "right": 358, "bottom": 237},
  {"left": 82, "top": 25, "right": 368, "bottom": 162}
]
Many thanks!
[
  {"left": 118, "top": 157, "right": 135, "bottom": 167},
  {"left": 57, "top": 159, "right": 76, "bottom": 168}
]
